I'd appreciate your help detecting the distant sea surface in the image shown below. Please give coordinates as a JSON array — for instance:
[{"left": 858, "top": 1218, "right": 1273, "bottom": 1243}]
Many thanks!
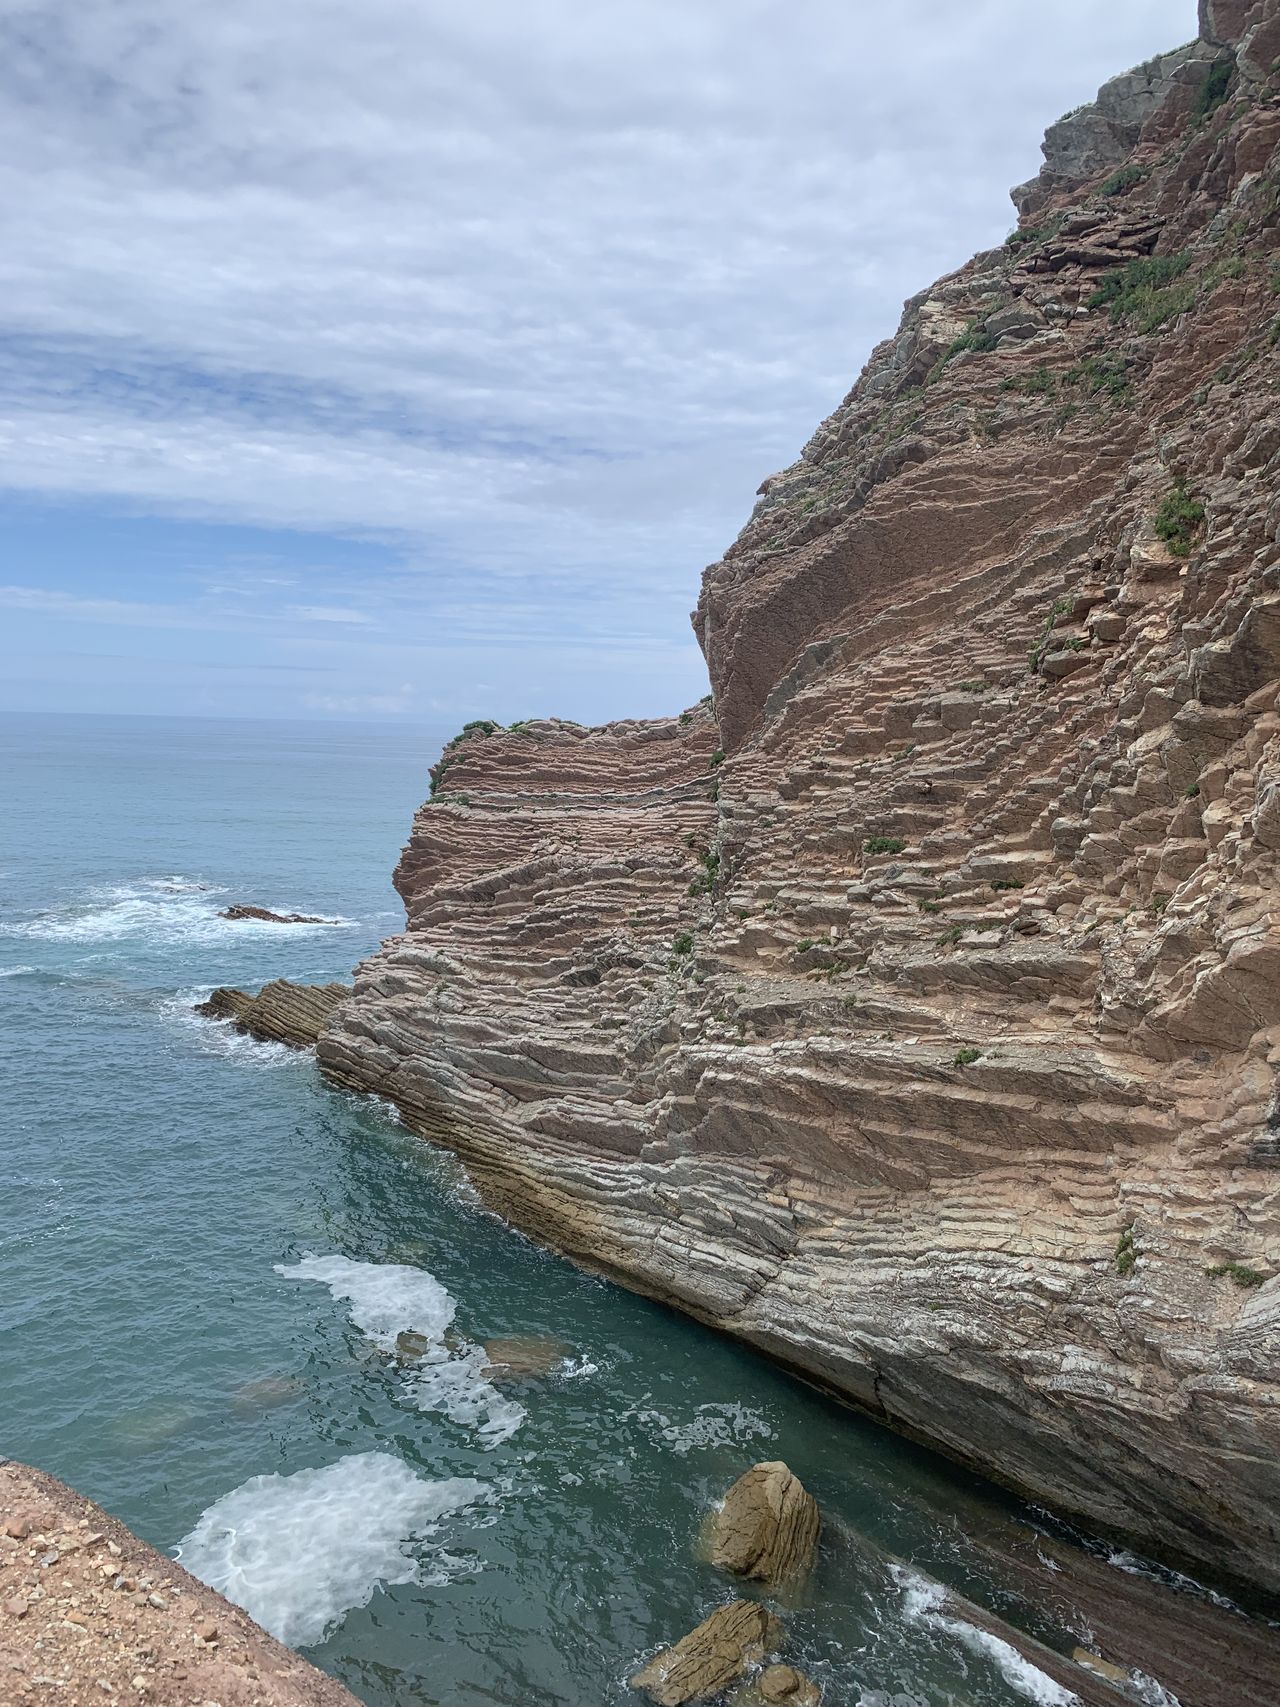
[{"left": 0, "top": 711, "right": 1162, "bottom": 1707}]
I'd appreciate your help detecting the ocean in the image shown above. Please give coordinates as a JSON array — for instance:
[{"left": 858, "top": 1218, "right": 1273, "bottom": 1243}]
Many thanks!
[{"left": 0, "top": 711, "right": 1150, "bottom": 1706}]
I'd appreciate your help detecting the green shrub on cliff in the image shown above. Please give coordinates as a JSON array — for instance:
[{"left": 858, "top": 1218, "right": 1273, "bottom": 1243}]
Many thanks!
[
  {"left": 999, "top": 365, "right": 1055, "bottom": 398},
  {"left": 1154, "top": 485, "right": 1206, "bottom": 557},
  {"left": 864, "top": 835, "right": 905, "bottom": 855},
  {"left": 931, "top": 320, "right": 998, "bottom": 382},
  {"left": 1088, "top": 253, "right": 1195, "bottom": 333},
  {"left": 1099, "top": 163, "right": 1148, "bottom": 197},
  {"left": 688, "top": 848, "right": 721, "bottom": 897},
  {"left": 1191, "top": 59, "right": 1233, "bottom": 120},
  {"left": 1065, "top": 354, "right": 1131, "bottom": 400},
  {"left": 1004, "top": 215, "right": 1062, "bottom": 252},
  {"left": 953, "top": 1047, "right": 982, "bottom": 1066},
  {"left": 1206, "top": 1261, "right": 1265, "bottom": 1289},
  {"left": 671, "top": 933, "right": 694, "bottom": 957},
  {"left": 1115, "top": 1227, "right": 1137, "bottom": 1276}
]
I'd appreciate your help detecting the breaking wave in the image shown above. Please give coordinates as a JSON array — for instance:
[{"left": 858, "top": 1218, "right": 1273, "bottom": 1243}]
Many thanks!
[
  {"left": 893, "top": 1567, "right": 1082, "bottom": 1706},
  {"left": 1, "top": 877, "right": 354, "bottom": 946}
]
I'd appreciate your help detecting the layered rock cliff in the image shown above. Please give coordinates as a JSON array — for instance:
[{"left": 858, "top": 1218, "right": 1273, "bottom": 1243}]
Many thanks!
[{"left": 321, "top": 0, "right": 1280, "bottom": 1596}]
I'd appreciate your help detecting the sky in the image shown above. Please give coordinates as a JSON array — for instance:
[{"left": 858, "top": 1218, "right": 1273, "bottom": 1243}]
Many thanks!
[{"left": 0, "top": 0, "right": 1189, "bottom": 728}]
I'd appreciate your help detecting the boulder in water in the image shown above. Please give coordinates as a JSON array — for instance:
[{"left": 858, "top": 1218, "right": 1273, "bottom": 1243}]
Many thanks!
[
  {"left": 630, "top": 1600, "right": 783, "bottom": 1706},
  {"left": 707, "top": 1462, "right": 820, "bottom": 1587}
]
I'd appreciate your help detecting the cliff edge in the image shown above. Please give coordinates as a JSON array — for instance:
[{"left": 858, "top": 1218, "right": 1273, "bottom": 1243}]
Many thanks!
[
  {"left": 320, "top": 0, "right": 1280, "bottom": 1595},
  {"left": 0, "top": 1462, "right": 360, "bottom": 1706}
]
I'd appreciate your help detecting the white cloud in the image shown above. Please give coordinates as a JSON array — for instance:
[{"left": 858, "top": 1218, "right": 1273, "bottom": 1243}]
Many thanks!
[
  {"left": 0, "top": 0, "right": 1191, "bottom": 717},
  {"left": 0, "top": 582, "right": 367, "bottom": 634},
  {"left": 286, "top": 605, "right": 372, "bottom": 625},
  {"left": 303, "top": 684, "right": 417, "bottom": 716}
]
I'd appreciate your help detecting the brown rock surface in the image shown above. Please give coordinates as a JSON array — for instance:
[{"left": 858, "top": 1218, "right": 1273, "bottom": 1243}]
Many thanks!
[
  {"left": 630, "top": 1600, "right": 783, "bottom": 1707},
  {"left": 197, "top": 979, "right": 350, "bottom": 1048},
  {"left": 706, "top": 1463, "right": 819, "bottom": 1587},
  {"left": 0, "top": 1461, "right": 359, "bottom": 1707},
  {"left": 754, "top": 1667, "right": 820, "bottom": 1707},
  {"left": 319, "top": 4, "right": 1280, "bottom": 1597}
]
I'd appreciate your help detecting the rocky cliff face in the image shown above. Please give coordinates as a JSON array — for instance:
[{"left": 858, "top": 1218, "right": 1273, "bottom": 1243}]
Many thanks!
[{"left": 321, "top": 0, "right": 1280, "bottom": 1596}]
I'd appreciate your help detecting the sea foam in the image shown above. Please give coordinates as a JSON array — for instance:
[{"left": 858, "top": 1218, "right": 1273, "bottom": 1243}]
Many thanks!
[
  {"left": 176, "top": 1451, "right": 486, "bottom": 1648},
  {"left": 276, "top": 1254, "right": 526, "bottom": 1444},
  {"left": 627, "top": 1399, "right": 774, "bottom": 1456}
]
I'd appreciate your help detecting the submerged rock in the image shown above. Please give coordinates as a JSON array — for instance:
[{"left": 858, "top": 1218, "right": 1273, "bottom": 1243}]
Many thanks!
[
  {"left": 195, "top": 979, "right": 349, "bottom": 1048},
  {"left": 707, "top": 1462, "right": 820, "bottom": 1587},
  {"left": 231, "top": 1374, "right": 306, "bottom": 1413},
  {"left": 480, "top": 1334, "right": 572, "bottom": 1381},
  {"left": 218, "top": 904, "right": 335, "bottom": 924},
  {"left": 630, "top": 1600, "right": 783, "bottom": 1707}
]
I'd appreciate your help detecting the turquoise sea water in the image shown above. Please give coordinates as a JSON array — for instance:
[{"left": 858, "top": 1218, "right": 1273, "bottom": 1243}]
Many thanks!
[{"left": 0, "top": 712, "right": 1189, "bottom": 1706}]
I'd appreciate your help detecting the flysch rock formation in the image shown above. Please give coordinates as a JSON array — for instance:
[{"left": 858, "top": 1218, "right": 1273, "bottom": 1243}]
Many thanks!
[
  {"left": 0, "top": 1462, "right": 360, "bottom": 1707},
  {"left": 197, "top": 979, "right": 351, "bottom": 1048},
  {"left": 319, "top": 0, "right": 1280, "bottom": 1598}
]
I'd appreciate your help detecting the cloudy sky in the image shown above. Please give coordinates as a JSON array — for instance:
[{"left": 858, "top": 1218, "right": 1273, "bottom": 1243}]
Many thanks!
[{"left": 0, "top": 0, "right": 1187, "bottom": 726}]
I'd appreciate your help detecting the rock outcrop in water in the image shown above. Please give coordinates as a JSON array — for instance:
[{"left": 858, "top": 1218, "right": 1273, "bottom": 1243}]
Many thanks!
[
  {"left": 218, "top": 905, "right": 336, "bottom": 925},
  {"left": 0, "top": 1462, "right": 359, "bottom": 1706},
  {"left": 706, "top": 1462, "right": 819, "bottom": 1588},
  {"left": 630, "top": 1601, "right": 783, "bottom": 1707},
  {"left": 198, "top": 979, "right": 350, "bottom": 1047},
  {"left": 319, "top": 2, "right": 1280, "bottom": 1595}
]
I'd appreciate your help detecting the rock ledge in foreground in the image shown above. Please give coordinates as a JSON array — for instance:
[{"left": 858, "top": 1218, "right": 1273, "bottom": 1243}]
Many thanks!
[{"left": 0, "top": 1460, "right": 360, "bottom": 1706}]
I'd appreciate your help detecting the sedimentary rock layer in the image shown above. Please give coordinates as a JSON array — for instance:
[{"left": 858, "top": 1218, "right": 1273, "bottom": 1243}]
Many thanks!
[
  {"left": 322, "top": 3, "right": 1280, "bottom": 1594},
  {"left": 198, "top": 979, "right": 351, "bottom": 1048},
  {"left": 0, "top": 1462, "right": 359, "bottom": 1706}
]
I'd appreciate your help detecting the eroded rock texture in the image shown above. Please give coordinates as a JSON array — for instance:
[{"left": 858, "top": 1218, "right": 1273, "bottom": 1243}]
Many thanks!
[
  {"left": 322, "top": 6, "right": 1280, "bottom": 1593},
  {"left": 706, "top": 1462, "right": 820, "bottom": 1588},
  {"left": 629, "top": 1601, "right": 783, "bottom": 1707}
]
